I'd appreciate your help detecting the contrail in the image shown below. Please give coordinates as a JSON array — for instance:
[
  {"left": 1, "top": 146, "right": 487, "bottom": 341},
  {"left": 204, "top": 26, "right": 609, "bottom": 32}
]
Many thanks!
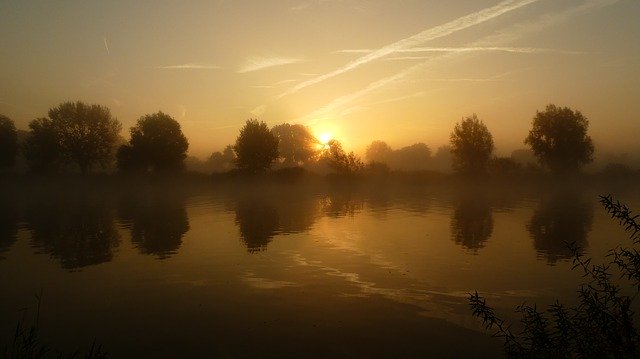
[
  {"left": 103, "top": 37, "right": 110, "bottom": 55},
  {"left": 297, "top": 0, "right": 619, "bottom": 125},
  {"left": 279, "top": 0, "right": 539, "bottom": 98}
]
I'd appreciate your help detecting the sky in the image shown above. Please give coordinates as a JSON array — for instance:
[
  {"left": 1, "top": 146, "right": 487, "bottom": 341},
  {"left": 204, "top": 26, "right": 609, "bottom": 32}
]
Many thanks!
[{"left": 0, "top": 0, "right": 638, "bottom": 158}]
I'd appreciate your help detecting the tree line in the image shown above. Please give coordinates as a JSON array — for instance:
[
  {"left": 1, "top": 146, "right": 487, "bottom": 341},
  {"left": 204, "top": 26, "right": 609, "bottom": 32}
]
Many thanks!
[{"left": 0, "top": 102, "right": 602, "bottom": 177}]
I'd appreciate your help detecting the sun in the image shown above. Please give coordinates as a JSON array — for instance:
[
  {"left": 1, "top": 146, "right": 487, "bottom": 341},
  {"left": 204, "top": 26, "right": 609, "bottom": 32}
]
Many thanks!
[{"left": 319, "top": 132, "right": 332, "bottom": 145}]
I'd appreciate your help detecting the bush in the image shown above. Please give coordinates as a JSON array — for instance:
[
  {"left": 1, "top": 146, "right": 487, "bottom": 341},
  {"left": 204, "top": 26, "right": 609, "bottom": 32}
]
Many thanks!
[{"left": 469, "top": 195, "right": 639, "bottom": 357}]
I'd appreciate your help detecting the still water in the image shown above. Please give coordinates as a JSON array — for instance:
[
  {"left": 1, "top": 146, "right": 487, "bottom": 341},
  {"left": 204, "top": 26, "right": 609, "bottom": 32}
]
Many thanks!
[{"left": 0, "top": 180, "right": 637, "bottom": 358}]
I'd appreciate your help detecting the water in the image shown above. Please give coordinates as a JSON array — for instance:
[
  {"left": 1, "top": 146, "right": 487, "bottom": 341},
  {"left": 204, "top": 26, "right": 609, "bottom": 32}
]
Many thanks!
[{"left": 0, "top": 180, "right": 637, "bottom": 357}]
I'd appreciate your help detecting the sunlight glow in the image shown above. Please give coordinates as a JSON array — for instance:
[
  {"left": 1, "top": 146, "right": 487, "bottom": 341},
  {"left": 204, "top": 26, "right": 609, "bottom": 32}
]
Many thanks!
[{"left": 319, "top": 133, "right": 332, "bottom": 145}]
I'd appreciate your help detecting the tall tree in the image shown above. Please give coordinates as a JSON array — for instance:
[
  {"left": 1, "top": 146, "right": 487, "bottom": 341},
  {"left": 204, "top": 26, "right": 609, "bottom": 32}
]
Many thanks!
[
  {"left": 271, "top": 123, "right": 318, "bottom": 166},
  {"left": 47, "top": 101, "right": 121, "bottom": 174},
  {"left": 450, "top": 114, "right": 494, "bottom": 175},
  {"left": 23, "top": 117, "right": 63, "bottom": 173},
  {"left": 365, "top": 140, "right": 393, "bottom": 164},
  {"left": 117, "top": 112, "right": 189, "bottom": 173},
  {"left": 524, "top": 104, "right": 594, "bottom": 174},
  {"left": 0, "top": 115, "right": 18, "bottom": 170},
  {"left": 326, "top": 139, "right": 364, "bottom": 175},
  {"left": 234, "top": 119, "right": 278, "bottom": 173}
]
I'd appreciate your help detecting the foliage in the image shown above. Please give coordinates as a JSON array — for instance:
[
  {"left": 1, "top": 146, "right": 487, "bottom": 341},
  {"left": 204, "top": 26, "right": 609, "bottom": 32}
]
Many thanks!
[
  {"left": 326, "top": 139, "right": 364, "bottom": 175},
  {"left": 271, "top": 123, "right": 318, "bottom": 166},
  {"left": 469, "top": 195, "right": 640, "bottom": 358},
  {"left": 450, "top": 114, "right": 494, "bottom": 175},
  {"left": 488, "top": 156, "right": 522, "bottom": 177},
  {"left": 207, "top": 145, "right": 236, "bottom": 173},
  {"left": 117, "top": 112, "right": 189, "bottom": 173},
  {"left": 48, "top": 101, "right": 122, "bottom": 174},
  {"left": 365, "top": 140, "right": 393, "bottom": 164},
  {"left": 525, "top": 104, "right": 594, "bottom": 174},
  {"left": 23, "top": 118, "right": 64, "bottom": 174},
  {"left": 234, "top": 119, "right": 279, "bottom": 173},
  {"left": 0, "top": 114, "right": 19, "bottom": 170}
]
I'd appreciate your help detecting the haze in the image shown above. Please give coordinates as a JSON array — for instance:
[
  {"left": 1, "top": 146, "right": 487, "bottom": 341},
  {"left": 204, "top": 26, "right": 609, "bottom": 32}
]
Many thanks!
[{"left": 0, "top": 0, "right": 638, "bottom": 158}]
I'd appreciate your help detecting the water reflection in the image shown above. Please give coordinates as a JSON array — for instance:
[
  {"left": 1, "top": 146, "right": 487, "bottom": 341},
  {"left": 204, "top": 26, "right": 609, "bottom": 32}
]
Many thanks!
[
  {"left": 451, "top": 192, "right": 494, "bottom": 252},
  {"left": 235, "top": 199, "right": 279, "bottom": 253},
  {"left": 233, "top": 190, "right": 322, "bottom": 252},
  {"left": 527, "top": 190, "right": 593, "bottom": 265},
  {"left": 0, "top": 196, "right": 19, "bottom": 260},
  {"left": 25, "top": 192, "right": 120, "bottom": 270},
  {"left": 119, "top": 190, "right": 190, "bottom": 259}
]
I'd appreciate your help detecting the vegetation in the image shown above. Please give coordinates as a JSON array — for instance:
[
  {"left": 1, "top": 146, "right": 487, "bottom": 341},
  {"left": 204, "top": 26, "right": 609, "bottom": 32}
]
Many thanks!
[
  {"left": 233, "top": 119, "right": 279, "bottom": 174},
  {"left": 117, "top": 112, "right": 189, "bottom": 173},
  {"left": 450, "top": 114, "right": 494, "bottom": 175},
  {"left": 23, "top": 117, "right": 63, "bottom": 173},
  {"left": 271, "top": 123, "right": 318, "bottom": 167},
  {"left": 525, "top": 104, "right": 595, "bottom": 175},
  {"left": 470, "top": 194, "right": 640, "bottom": 357},
  {"left": 0, "top": 115, "right": 18, "bottom": 170},
  {"left": 326, "top": 139, "right": 364, "bottom": 175}
]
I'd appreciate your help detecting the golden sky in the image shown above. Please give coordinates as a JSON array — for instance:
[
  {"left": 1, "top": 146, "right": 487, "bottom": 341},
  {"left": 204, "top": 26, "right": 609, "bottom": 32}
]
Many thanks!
[{"left": 0, "top": 0, "right": 638, "bottom": 158}]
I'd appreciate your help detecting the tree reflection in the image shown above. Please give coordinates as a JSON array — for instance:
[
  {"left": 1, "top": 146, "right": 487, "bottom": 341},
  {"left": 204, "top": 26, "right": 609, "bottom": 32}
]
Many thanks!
[
  {"left": 232, "top": 191, "right": 322, "bottom": 253},
  {"left": 0, "top": 196, "right": 19, "bottom": 260},
  {"left": 119, "top": 190, "right": 190, "bottom": 259},
  {"left": 235, "top": 199, "right": 279, "bottom": 253},
  {"left": 25, "top": 193, "right": 120, "bottom": 270},
  {"left": 451, "top": 192, "right": 493, "bottom": 252},
  {"left": 527, "top": 191, "right": 593, "bottom": 265}
]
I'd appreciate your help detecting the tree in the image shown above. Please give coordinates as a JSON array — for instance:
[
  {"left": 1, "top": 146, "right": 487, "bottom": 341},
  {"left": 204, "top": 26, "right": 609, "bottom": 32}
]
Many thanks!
[
  {"left": 271, "top": 123, "right": 318, "bottom": 166},
  {"left": 23, "top": 117, "right": 63, "bottom": 173},
  {"left": 524, "top": 104, "right": 594, "bottom": 174},
  {"left": 234, "top": 119, "right": 278, "bottom": 173},
  {"left": 393, "top": 143, "right": 432, "bottom": 171},
  {"left": 0, "top": 115, "right": 18, "bottom": 170},
  {"left": 48, "top": 101, "right": 121, "bottom": 174},
  {"left": 117, "top": 112, "right": 189, "bottom": 173},
  {"left": 365, "top": 140, "right": 393, "bottom": 164},
  {"left": 207, "top": 145, "right": 236, "bottom": 173},
  {"left": 450, "top": 114, "right": 494, "bottom": 175},
  {"left": 326, "top": 139, "right": 364, "bottom": 175}
]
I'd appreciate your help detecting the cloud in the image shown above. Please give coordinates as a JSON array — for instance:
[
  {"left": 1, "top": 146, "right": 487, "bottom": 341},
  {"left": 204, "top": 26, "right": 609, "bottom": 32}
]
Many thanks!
[
  {"left": 155, "top": 63, "right": 221, "bottom": 70},
  {"left": 237, "top": 57, "right": 304, "bottom": 73},
  {"left": 280, "top": 0, "right": 540, "bottom": 98}
]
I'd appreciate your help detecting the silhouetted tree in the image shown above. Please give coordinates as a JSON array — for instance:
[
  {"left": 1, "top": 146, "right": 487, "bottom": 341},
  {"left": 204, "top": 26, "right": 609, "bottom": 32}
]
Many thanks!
[
  {"left": 117, "top": 112, "right": 189, "bottom": 173},
  {"left": 451, "top": 192, "right": 493, "bottom": 252},
  {"left": 234, "top": 119, "right": 278, "bottom": 173},
  {"left": 207, "top": 145, "right": 236, "bottom": 173},
  {"left": 365, "top": 140, "right": 393, "bottom": 164},
  {"left": 0, "top": 115, "right": 18, "bottom": 170},
  {"left": 271, "top": 123, "right": 318, "bottom": 166},
  {"left": 326, "top": 139, "right": 364, "bottom": 175},
  {"left": 119, "top": 189, "right": 190, "bottom": 259},
  {"left": 393, "top": 143, "right": 432, "bottom": 171},
  {"left": 527, "top": 190, "right": 593, "bottom": 265},
  {"left": 450, "top": 114, "right": 494, "bottom": 175},
  {"left": 48, "top": 101, "right": 121, "bottom": 174},
  {"left": 23, "top": 118, "right": 63, "bottom": 173},
  {"left": 524, "top": 104, "right": 594, "bottom": 174},
  {"left": 26, "top": 192, "right": 120, "bottom": 270},
  {"left": 488, "top": 156, "right": 522, "bottom": 177},
  {"left": 432, "top": 145, "right": 453, "bottom": 173}
]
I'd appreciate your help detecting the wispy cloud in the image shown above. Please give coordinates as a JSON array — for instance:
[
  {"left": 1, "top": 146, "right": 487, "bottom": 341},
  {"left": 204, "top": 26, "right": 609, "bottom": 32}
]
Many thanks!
[
  {"left": 280, "top": 0, "right": 539, "bottom": 98},
  {"left": 155, "top": 63, "right": 221, "bottom": 70},
  {"left": 238, "top": 57, "right": 304, "bottom": 73}
]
